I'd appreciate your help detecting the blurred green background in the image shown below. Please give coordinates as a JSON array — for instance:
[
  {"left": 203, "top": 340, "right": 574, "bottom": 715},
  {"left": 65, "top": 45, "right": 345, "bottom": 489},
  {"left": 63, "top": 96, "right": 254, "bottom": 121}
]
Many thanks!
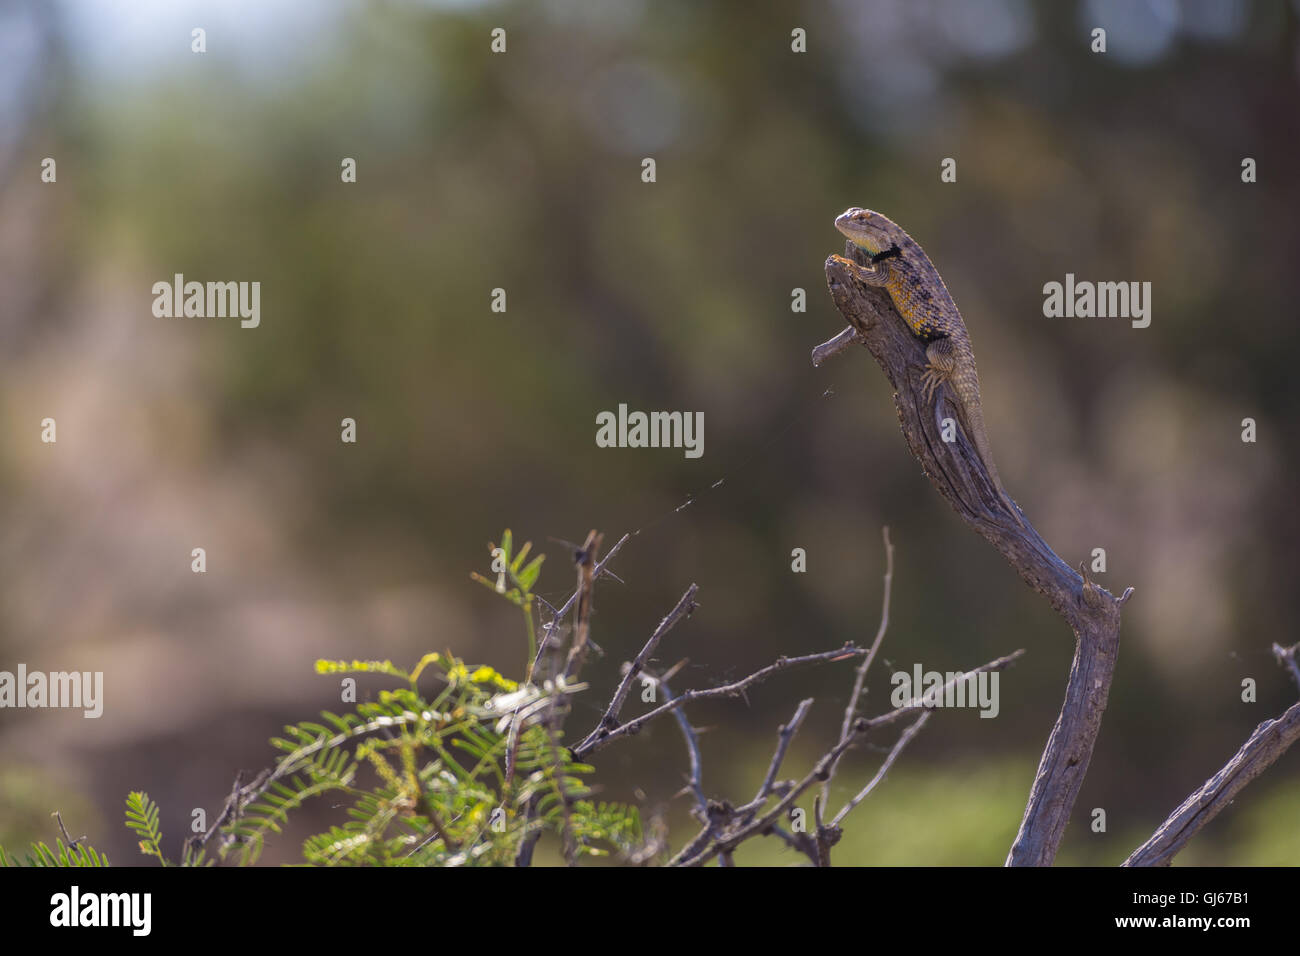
[{"left": 1, "top": 0, "right": 1298, "bottom": 866}]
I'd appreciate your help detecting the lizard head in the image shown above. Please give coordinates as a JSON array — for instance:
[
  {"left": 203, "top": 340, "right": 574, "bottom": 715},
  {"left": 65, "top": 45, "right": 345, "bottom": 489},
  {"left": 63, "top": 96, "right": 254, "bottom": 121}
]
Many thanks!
[{"left": 834, "top": 207, "right": 900, "bottom": 255}]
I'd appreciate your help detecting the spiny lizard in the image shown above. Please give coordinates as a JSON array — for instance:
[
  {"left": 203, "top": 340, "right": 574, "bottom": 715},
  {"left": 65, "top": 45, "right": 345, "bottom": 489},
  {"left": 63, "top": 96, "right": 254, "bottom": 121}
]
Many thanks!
[{"left": 833, "top": 207, "right": 1024, "bottom": 526}]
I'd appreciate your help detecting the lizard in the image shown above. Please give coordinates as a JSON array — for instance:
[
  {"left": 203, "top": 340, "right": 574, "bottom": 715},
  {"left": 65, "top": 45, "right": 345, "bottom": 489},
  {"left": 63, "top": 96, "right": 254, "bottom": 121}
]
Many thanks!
[{"left": 832, "top": 207, "right": 1024, "bottom": 527}]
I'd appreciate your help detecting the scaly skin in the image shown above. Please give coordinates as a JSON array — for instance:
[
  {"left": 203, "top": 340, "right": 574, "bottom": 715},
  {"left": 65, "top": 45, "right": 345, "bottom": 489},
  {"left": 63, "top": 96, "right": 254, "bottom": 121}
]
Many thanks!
[{"left": 833, "top": 207, "right": 1023, "bottom": 526}]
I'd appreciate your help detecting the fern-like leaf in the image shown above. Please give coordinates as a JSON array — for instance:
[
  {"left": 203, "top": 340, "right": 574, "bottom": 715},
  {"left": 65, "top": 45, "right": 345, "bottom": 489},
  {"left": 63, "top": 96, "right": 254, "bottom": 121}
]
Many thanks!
[{"left": 125, "top": 791, "right": 167, "bottom": 865}]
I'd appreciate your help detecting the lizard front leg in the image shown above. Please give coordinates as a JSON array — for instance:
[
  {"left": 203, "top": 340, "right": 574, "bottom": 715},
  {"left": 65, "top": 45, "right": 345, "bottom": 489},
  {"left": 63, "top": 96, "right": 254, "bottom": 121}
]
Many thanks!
[
  {"left": 833, "top": 254, "right": 955, "bottom": 402},
  {"left": 920, "top": 336, "right": 958, "bottom": 402},
  {"left": 830, "top": 253, "right": 894, "bottom": 289}
]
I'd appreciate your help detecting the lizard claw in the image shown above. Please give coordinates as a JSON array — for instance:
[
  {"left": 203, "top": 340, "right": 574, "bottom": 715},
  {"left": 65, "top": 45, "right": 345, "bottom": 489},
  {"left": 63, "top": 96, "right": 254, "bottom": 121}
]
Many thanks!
[{"left": 920, "top": 368, "right": 940, "bottom": 403}]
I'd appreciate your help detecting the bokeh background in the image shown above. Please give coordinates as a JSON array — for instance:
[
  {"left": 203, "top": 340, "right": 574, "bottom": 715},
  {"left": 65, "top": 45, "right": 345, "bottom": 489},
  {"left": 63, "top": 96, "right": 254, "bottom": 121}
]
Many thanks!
[{"left": 1, "top": 0, "right": 1298, "bottom": 866}]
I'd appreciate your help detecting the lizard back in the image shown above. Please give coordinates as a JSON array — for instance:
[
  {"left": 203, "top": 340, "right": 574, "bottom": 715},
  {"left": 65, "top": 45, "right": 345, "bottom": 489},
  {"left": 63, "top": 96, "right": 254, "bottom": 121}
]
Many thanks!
[{"left": 877, "top": 228, "right": 969, "bottom": 346}]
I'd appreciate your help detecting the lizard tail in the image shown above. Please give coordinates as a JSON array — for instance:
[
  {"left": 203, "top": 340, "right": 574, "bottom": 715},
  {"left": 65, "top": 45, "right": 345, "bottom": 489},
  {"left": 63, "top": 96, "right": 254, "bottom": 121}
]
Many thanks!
[{"left": 954, "top": 393, "right": 1025, "bottom": 528}]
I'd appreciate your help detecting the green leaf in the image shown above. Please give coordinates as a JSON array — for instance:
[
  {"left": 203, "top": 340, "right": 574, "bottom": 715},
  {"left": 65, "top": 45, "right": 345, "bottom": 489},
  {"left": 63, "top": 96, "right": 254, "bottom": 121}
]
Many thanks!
[
  {"left": 125, "top": 791, "right": 166, "bottom": 866},
  {"left": 517, "top": 554, "right": 545, "bottom": 592},
  {"left": 510, "top": 540, "right": 531, "bottom": 574}
]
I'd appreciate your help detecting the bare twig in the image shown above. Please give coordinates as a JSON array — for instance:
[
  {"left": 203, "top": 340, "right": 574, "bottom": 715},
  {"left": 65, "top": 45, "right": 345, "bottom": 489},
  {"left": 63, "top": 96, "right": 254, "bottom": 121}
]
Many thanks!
[
  {"left": 574, "top": 584, "right": 699, "bottom": 755},
  {"left": 767, "top": 824, "right": 819, "bottom": 859},
  {"left": 830, "top": 711, "right": 930, "bottom": 827},
  {"left": 1273, "top": 641, "right": 1300, "bottom": 691},
  {"left": 823, "top": 526, "right": 894, "bottom": 806},
  {"left": 517, "top": 531, "right": 606, "bottom": 867},
  {"left": 812, "top": 796, "right": 834, "bottom": 867},
  {"left": 506, "top": 535, "right": 611, "bottom": 791},
  {"left": 563, "top": 530, "right": 602, "bottom": 680},
  {"left": 746, "top": 698, "right": 819, "bottom": 864},
  {"left": 669, "top": 799, "right": 738, "bottom": 864},
  {"left": 185, "top": 767, "right": 272, "bottom": 858},
  {"left": 1123, "top": 699, "right": 1300, "bottom": 866},
  {"left": 670, "top": 650, "right": 1019, "bottom": 867},
  {"left": 52, "top": 811, "right": 83, "bottom": 850},
  {"left": 658, "top": 672, "right": 708, "bottom": 817},
  {"left": 668, "top": 726, "right": 864, "bottom": 867},
  {"left": 756, "top": 698, "right": 814, "bottom": 811},
  {"left": 573, "top": 644, "right": 866, "bottom": 761},
  {"left": 530, "top": 532, "right": 630, "bottom": 681},
  {"left": 811, "top": 325, "right": 864, "bottom": 367}
]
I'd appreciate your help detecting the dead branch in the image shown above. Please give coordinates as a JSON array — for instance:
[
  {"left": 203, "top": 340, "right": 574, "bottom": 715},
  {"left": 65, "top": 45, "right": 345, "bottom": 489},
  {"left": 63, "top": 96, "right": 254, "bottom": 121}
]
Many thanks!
[
  {"left": 572, "top": 644, "right": 866, "bottom": 761},
  {"left": 573, "top": 584, "right": 699, "bottom": 756},
  {"left": 656, "top": 671, "right": 708, "bottom": 817},
  {"left": 1124, "top": 698, "right": 1300, "bottom": 866},
  {"left": 829, "top": 711, "right": 931, "bottom": 828},
  {"left": 668, "top": 649, "right": 1023, "bottom": 867},
  {"left": 822, "top": 525, "right": 894, "bottom": 807},
  {"left": 517, "top": 530, "right": 604, "bottom": 866},
  {"left": 819, "top": 241, "right": 1134, "bottom": 866}
]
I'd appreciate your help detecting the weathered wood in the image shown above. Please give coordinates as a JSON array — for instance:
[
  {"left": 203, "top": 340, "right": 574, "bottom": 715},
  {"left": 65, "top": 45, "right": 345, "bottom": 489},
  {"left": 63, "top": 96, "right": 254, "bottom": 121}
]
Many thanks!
[
  {"left": 820, "top": 241, "right": 1132, "bottom": 867},
  {"left": 1123, "top": 700, "right": 1300, "bottom": 866}
]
